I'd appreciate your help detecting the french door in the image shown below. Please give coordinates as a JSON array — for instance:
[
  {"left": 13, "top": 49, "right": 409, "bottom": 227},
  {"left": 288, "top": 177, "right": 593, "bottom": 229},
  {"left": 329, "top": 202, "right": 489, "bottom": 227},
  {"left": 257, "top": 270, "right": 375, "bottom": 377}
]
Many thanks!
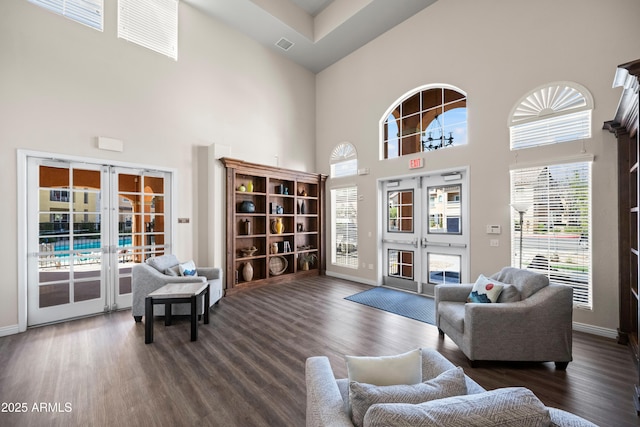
[
  {"left": 27, "top": 158, "right": 171, "bottom": 326},
  {"left": 381, "top": 171, "right": 468, "bottom": 296}
]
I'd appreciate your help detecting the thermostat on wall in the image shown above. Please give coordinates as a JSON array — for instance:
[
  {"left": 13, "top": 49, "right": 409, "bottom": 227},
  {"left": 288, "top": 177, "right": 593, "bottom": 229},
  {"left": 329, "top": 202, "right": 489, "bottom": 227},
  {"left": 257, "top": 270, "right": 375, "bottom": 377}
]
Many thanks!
[{"left": 486, "top": 225, "right": 501, "bottom": 234}]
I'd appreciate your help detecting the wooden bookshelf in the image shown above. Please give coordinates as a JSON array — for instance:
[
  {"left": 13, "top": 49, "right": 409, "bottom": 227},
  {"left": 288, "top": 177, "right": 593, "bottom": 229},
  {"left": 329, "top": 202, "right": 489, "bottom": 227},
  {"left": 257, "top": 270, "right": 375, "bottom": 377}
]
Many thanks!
[
  {"left": 221, "top": 158, "right": 326, "bottom": 292},
  {"left": 604, "top": 58, "right": 640, "bottom": 413}
]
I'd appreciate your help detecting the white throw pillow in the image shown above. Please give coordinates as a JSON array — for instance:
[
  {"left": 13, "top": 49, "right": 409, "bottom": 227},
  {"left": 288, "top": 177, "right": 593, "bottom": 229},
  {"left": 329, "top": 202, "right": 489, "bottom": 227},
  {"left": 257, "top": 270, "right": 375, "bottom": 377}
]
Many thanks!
[
  {"left": 346, "top": 348, "right": 422, "bottom": 386},
  {"left": 467, "top": 274, "right": 505, "bottom": 303},
  {"left": 345, "top": 348, "right": 422, "bottom": 417},
  {"left": 178, "top": 260, "right": 198, "bottom": 277}
]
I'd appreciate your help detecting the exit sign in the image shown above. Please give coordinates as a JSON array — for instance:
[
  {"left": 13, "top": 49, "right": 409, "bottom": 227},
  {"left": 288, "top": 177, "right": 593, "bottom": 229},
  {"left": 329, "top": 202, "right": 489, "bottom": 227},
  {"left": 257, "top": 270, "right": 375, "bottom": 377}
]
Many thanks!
[{"left": 409, "top": 158, "right": 424, "bottom": 169}]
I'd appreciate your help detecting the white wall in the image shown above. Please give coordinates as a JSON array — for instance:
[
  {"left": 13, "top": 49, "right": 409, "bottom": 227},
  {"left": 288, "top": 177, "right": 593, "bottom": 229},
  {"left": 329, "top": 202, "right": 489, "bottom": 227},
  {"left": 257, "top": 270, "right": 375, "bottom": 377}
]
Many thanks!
[
  {"left": 0, "top": 1, "right": 316, "bottom": 330},
  {"left": 316, "top": 0, "right": 640, "bottom": 332}
]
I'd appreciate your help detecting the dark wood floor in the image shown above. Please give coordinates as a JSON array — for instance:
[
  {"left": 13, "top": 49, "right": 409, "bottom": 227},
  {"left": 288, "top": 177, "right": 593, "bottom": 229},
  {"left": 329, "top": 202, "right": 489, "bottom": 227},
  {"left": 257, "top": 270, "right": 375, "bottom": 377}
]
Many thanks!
[{"left": 1, "top": 276, "right": 638, "bottom": 426}]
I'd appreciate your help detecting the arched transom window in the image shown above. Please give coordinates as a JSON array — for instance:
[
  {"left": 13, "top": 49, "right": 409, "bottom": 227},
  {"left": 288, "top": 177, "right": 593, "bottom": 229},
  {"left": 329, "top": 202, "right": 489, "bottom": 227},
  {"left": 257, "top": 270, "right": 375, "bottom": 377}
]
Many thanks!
[
  {"left": 509, "top": 82, "right": 593, "bottom": 150},
  {"left": 381, "top": 85, "right": 467, "bottom": 159},
  {"left": 330, "top": 142, "right": 358, "bottom": 178}
]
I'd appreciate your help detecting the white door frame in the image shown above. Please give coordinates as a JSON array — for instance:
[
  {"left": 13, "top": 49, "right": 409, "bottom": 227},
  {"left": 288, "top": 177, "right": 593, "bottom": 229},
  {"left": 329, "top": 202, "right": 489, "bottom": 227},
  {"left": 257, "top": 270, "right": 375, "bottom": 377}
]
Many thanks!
[{"left": 17, "top": 149, "right": 177, "bottom": 332}]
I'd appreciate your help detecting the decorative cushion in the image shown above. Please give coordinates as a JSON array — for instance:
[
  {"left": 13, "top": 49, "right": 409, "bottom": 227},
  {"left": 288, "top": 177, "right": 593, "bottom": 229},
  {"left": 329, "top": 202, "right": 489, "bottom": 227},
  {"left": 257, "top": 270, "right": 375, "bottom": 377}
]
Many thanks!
[
  {"left": 178, "top": 260, "right": 198, "bottom": 277},
  {"left": 350, "top": 367, "right": 468, "bottom": 427},
  {"left": 363, "top": 387, "right": 551, "bottom": 427},
  {"left": 345, "top": 348, "right": 422, "bottom": 417},
  {"left": 146, "top": 254, "right": 179, "bottom": 273},
  {"left": 467, "top": 274, "right": 505, "bottom": 303},
  {"left": 490, "top": 267, "right": 549, "bottom": 299},
  {"left": 346, "top": 348, "right": 422, "bottom": 387}
]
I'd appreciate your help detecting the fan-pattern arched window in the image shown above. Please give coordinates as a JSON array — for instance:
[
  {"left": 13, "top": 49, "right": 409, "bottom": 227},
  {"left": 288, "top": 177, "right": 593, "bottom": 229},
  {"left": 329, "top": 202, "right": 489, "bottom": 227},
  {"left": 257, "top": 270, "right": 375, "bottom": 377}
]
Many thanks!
[
  {"left": 509, "top": 82, "right": 593, "bottom": 150},
  {"left": 330, "top": 142, "right": 358, "bottom": 178},
  {"left": 381, "top": 86, "right": 467, "bottom": 159}
]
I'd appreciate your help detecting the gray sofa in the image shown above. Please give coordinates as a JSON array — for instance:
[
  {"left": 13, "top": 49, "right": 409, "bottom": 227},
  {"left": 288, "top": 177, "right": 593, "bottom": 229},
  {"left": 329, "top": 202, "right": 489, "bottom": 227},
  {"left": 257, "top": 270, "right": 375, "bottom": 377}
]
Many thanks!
[
  {"left": 131, "top": 254, "right": 223, "bottom": 322},
  {"left": 305, "top": 348, "right": 597, "bottom": 426},
  {"left": 435, "top": 267, "right": 573, "bottom": 368}
]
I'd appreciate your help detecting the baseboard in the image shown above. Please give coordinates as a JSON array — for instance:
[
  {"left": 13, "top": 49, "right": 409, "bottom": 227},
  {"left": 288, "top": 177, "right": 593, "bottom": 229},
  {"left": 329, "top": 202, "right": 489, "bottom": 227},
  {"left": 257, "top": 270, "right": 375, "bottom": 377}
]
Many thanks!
[
  {"left": 325, "top": 270, "right": 377, "bottom": 286},
  {"left": 573, "top": 321, "right": 617, "bottom": 339},
  {"left": 0, "top": 324, "right": 21, "bottom": 337}
]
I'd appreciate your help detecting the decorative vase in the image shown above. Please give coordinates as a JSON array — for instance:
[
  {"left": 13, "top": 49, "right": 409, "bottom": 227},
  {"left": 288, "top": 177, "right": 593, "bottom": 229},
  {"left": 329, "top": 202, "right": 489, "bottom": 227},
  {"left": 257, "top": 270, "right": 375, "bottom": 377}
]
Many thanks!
[
  {"left": 272, "top": 217, "right": 284, "bottom": 234},
  {"left": 300, "top": 261, "right": 309, "bottom": 271},
  {"left": 239, "top": 200, "right": 255, "bottom": 213},
  {"left": 243, "top": 219, "right": 251, "bottom": 235},
  {"left": 271, "top": 242, "right": 279, "bottom": 254},
  {"left": 247, "top": 181, "right": 254, "bottom": 192},
  {"left": 242, "top": 262, "right": 253, "bottom": 281}
]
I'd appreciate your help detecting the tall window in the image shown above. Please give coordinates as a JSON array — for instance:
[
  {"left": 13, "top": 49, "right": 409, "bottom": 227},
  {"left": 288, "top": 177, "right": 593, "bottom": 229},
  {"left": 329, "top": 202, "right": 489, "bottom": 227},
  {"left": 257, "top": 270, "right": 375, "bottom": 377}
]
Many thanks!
[
  {"left": 509, "top": 81, "right": 593, "bottom": 308},
  {"left": 511, "top": 162, "right": 592, "bottom": 309},
  {"left": 330, "top": 142, "right": 358, "bottom": 178},
  {"left": 28, "top": 0, "right": 104, "bottom": 31},
  {"left": 331, "top": 187, "right": 358, "bottom": 268},
  {"left": 381, "top": 85, "right": 467, "bottom": 159}
]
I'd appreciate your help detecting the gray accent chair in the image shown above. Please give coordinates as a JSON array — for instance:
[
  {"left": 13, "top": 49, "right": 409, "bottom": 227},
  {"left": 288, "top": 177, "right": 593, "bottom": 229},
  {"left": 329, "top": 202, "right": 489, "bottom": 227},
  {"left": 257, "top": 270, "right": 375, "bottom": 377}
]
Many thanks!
[
  {"left": 305, "top": 348, "right": 596, "bottom": 426},
  {"left": 131, "top": 254, "right": 223, "bottom": 322},
  {"left": 435, "top": 267, "right": 573, "bottom": 369}
]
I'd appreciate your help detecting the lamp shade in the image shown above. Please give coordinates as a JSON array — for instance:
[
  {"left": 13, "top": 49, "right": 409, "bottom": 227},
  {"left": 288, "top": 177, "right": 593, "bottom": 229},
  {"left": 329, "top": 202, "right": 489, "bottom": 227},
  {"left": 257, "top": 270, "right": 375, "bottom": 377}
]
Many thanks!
[{"left": 510, "top": 203, "right": 530, "bottom": 213}]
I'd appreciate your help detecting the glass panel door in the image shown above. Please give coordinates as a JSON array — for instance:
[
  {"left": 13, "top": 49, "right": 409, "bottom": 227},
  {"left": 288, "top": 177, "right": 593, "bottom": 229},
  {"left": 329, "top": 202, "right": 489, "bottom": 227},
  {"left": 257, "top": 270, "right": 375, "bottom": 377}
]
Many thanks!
[
  {"left": 28, "top": 161, "right": 107, "bottom": 325},
  {"left": 382, "top": 178, "right": 421, "bottom": 292},
  {"left": 112, "top": 168, "right": 170, "bottom": 309},
  {"left": 420, "top": 173, "right": 468, "bottom": 296},
  {"left": 27, "top": 158, "right": 172, "bottom": 326},
  {"left": 381, "top": 171, "right": 469, "bottom": 296}
]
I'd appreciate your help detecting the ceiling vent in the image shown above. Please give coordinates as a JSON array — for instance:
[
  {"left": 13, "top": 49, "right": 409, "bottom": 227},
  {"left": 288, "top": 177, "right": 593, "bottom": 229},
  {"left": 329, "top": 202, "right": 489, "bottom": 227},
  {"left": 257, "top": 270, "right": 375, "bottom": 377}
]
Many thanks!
[{"left": 275, "top": 37, "right": 294, "bottom": 51}]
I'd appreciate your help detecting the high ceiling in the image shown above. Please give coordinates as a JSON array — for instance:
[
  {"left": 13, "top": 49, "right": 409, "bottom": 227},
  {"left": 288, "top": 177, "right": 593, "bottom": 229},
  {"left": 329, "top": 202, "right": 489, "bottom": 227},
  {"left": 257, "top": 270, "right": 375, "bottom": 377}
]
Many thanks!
[{"left": 183, "top": 0, "right": 437, "bottom": 73}]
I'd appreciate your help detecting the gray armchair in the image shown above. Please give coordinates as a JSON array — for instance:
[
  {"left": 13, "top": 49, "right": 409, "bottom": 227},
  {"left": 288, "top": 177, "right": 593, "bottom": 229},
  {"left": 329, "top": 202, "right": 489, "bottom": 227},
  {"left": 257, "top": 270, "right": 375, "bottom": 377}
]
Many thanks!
[
  {"left": 435, "top": 267, "right": 573, "bottom": 369},
  {"left": 131, "top": 254, "right": 223, "bottom": 322}
]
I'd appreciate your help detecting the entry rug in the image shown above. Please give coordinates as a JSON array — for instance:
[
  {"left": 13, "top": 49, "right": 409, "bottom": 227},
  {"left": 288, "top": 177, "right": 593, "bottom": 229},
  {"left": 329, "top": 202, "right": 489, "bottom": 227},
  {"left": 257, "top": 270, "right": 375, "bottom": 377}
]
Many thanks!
[{"left": 345, "top": 287, "right": 435, "bottom": 325}]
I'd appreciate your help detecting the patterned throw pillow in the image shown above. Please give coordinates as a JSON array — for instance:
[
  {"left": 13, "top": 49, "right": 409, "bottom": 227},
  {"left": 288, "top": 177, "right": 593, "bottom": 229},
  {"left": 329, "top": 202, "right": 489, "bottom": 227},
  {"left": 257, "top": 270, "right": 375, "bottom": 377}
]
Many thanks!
[
  {"left": 363, "top": 387, "right": 551, "bottom": 427},
  {"left": 178, "top": 260, "right": 198, "bottom": 277},
  {"left": 349, "top": 367, "right": 468, "bottom": 427},
  {"left": 467, "top": 274, "right": 505, "bottom": 303}
]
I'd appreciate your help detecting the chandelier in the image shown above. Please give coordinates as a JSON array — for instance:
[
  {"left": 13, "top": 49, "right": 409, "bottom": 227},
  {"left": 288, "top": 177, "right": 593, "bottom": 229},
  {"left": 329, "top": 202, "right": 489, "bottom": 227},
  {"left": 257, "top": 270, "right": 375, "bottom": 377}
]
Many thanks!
[{"left": 421, "top": 115, "right": 454, "bottom": 151}]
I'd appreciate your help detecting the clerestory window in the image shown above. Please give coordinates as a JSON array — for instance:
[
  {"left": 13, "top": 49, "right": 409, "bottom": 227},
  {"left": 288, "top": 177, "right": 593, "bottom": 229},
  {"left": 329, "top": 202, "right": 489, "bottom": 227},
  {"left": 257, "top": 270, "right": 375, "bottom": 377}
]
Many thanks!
[
  {"left": 381, "top": 85, "right": 467, "bottom": 159},
  {"left": 28, "top": 0, "right": 104, "bottom": 31},
  {"left": 330, "top": 142, "right": 358, "bottom": 178},
  {"left": 509, "top": 82, "right": 593, "bottom": 150},
  {"left": 118, "top": 0, "right": 178, "bottom": 60}
]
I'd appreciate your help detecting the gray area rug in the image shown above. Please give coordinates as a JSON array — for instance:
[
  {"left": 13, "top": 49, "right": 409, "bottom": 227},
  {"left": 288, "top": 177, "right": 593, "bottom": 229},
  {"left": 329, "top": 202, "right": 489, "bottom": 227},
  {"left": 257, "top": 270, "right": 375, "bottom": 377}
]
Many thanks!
[{"left": 345, "top": 287, "right": 435, "bottom": 325}]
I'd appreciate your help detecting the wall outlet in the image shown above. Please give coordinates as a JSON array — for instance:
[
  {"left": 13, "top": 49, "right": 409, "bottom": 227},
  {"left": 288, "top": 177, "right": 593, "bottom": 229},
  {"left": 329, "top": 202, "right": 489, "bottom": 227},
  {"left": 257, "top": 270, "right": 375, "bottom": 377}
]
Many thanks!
[{"left": 490, "top": 239, "right": 499, "bottom": 247}]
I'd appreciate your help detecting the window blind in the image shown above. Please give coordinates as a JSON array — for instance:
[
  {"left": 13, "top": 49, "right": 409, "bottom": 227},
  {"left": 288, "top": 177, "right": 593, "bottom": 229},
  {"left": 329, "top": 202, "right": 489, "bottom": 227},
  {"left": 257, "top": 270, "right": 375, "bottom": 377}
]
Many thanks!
[
  {"left": 29, "top": 0, "right": 103, "bottom": 31},
  {"left": 510, "top": 162, "right": 591, "bottom": 308},
  {"left": 510, "top": 110, "right": 591, "bottom": 150},
  {"left": 332, "top": 187, "right": 358, "bottom": 268},
  {"left": 118, "top": 0, "right": 178, "bottom": 60}
]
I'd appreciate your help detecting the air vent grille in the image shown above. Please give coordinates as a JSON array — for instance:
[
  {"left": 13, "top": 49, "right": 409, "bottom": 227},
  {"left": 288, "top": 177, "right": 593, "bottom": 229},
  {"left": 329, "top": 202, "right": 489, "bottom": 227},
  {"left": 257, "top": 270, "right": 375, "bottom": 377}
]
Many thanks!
[{"left": 275, "top": 37, "right": 294, "bottom": 51}]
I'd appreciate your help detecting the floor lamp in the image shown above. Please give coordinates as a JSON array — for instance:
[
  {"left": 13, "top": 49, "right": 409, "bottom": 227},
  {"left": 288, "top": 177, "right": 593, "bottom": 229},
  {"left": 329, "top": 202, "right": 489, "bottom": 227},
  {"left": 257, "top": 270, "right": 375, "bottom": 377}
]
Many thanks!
[{"left": 511, "top": 203, "right": 530, "bottom": 269}]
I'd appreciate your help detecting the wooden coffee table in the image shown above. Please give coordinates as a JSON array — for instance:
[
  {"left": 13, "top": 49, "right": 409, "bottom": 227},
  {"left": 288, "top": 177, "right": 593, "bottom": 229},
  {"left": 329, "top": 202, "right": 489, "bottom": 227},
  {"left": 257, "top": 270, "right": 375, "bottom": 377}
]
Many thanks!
[{"left": 145, "top": 282, "right": 210, "bottom": 344}]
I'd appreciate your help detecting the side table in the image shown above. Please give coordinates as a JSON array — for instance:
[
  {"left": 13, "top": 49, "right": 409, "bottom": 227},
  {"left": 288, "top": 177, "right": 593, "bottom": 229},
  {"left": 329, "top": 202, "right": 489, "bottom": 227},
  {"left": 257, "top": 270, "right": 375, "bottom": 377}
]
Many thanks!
[{"left": 145, "top": 282, "right": 210, "bottom": 344}]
